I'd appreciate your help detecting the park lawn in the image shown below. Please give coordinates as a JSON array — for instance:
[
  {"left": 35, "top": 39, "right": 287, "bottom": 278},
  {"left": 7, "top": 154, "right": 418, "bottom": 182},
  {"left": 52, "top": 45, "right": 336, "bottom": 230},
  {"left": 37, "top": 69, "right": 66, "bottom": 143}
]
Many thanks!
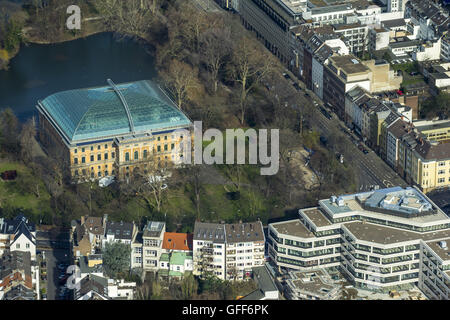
[{"left": 0, "top": 160, "right": 52, "bottom": 218}]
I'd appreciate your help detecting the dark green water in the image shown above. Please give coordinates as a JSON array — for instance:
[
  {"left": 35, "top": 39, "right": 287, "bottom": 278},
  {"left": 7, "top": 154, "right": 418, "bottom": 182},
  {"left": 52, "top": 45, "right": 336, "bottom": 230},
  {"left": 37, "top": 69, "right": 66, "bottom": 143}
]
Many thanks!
[{"left": 0, "top": 32, "right": 157, "bottom": 121}]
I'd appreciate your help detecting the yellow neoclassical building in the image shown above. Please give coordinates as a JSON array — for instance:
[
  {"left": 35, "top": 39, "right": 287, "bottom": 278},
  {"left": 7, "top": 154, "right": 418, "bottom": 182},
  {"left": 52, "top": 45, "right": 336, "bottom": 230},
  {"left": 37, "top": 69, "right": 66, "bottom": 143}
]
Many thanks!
[{"left": 37, "top": 80, "right": 192, "bottom": 182}]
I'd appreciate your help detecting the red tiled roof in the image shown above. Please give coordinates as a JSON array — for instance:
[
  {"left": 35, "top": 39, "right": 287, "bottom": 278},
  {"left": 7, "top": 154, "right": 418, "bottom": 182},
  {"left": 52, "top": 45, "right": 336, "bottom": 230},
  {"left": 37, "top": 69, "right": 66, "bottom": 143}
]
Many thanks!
[{"left": 162, "top": 232, "right": 193, "bottom": 251}]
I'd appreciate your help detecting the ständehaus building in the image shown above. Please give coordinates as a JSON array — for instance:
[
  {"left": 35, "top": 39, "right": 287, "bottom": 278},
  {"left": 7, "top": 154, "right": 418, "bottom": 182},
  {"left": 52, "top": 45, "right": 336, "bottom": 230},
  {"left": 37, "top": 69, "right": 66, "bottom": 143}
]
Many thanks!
[
  {"left": 268, "top": 186, "right": 450, "bottom": 299},
  {"left": 36, "top": 80, "right": 192, "bottom": 182}
]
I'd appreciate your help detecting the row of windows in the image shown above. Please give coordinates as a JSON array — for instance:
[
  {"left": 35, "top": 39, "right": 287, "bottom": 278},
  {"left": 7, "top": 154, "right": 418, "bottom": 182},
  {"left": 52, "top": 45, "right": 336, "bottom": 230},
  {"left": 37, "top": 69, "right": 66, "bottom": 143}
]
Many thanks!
[
  {"left": 74, "top": 144, "right": 110, "bottom": 153},
  {"left": 74, "top": 152, "right": 114, "bottom": 164}
]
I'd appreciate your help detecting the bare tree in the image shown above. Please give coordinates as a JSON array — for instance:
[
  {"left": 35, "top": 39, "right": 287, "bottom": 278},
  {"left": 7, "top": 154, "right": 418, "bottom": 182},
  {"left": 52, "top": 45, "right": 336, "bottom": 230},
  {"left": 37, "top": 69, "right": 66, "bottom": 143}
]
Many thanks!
[
  {"left": 19, "top": 117, "right": 36, "bottom": 164},
  {"left": 135, "top": 158, "right": 173, "bottom": 213},
  {"left": 160, "top": 59, "right": 199, "bottom": 110},
  {"left": 199, "top": 26, "right": 232, "bottom": 93},
  {"left": 228, "top": 36, "right": 276, "bottom": 124}
]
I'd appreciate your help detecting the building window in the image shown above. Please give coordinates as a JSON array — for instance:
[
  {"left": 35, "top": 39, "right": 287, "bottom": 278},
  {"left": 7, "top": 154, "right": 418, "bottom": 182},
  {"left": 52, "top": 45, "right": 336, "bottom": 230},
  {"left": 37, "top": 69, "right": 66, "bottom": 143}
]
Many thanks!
[
  {"left": 82, "top": 157, "right": 86, "bottom": 164},
  {"left": 97, "top": 154, "right": 101, "bottom": 161},
  {"left": 164, "top": 136, "right": 167, "bottom": 140},
  {"left": 105, "top": 170, "right": 108, "bottom": 176},
  {"left": 171, "top": 143, "right": 175, "bottom": 150},
  {"left": 74, "top": 149, "right": 78, "bottom": 154},
  {"left": 143, "top": 150, "right": 148, "bottom": 158},
  {"left": 125, "top": 152, "right": 130, "bottom": 161},
  {"left": 157, "top": 146, "right": 161, "bottom": 152},
  {"left": 164, "top": 145, "right": 168, "bottom": 151},
  {"left": 26, "top": 243, "right": 30, "bottom": 249},
  {"left": 75, "top": 170, "right": 79, "bottom": 176},
  {"left": 105, "top": 153, "right": 108, "bottom": 160},
  {"left": 90, "top": 146, "right": 94, "bottom": 151},
  {"left": 105, "top": 144, "right": 108, "bottom": 149},
  {"left": 74, "top": 158, "right": 78, "bottom": 164},
  {"left": 16, "top": 244, "right": 20, "bottom": 249},
  {"left": 98, "top": 145, "right": 101, "bottom": 150},
  {"left": 82, "top": 169, "right": 86, "bottom": 176},
  {"left": 157, "top": 137, "right": 161, "bottom": 141},
  {"left": 111, "top": 152, "right": 115, "bottom": 158},
  {"left": 134, "top": 151, "right": 139, "bottom": 160}
]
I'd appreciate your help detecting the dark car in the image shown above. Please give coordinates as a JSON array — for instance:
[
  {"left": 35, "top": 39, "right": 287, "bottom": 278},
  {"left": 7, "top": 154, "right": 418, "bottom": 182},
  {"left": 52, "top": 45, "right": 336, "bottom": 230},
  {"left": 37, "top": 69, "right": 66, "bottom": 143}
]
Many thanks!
[
  {"left": 293, "top": 82, "right": 301, "bottom": 91},
  {"left": 282, "top": 72, "right": 291, "bottom": 80},
  {"left": 304, "top": 92, "right": 310, "bottom": 97},
  {"left": 363, "top": 149, "right": 369, "bottom": 154}
]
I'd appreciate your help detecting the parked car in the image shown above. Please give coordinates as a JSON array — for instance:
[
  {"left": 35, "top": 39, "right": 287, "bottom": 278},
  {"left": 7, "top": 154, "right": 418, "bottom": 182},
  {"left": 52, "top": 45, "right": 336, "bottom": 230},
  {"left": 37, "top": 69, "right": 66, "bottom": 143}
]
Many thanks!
[
  {"left": 293, "top": 82, "right": 301, "bottom": 91},
  {"left": 282, "top": 72, "right": 291, "bottom": 80}
]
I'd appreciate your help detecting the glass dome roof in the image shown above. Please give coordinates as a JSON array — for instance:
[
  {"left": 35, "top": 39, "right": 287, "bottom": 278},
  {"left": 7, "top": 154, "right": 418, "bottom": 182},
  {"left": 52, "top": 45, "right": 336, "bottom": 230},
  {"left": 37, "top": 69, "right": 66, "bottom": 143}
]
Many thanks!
[{"left": 39, "top": 80, "right": 191, "bottom": 143}]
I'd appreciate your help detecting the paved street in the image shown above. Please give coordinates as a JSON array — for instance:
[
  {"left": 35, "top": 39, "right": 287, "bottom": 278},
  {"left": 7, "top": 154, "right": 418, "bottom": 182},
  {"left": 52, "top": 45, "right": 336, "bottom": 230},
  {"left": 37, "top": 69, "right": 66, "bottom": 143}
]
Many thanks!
[
  {"left": 267, "top": 71, "right": 408, "bottom": 192},
  {"left": 37, "top": 229, "right": 72, "bottom": 300},
  {"left": 42, "top": 249, "right": 71, "bottom": 300}
]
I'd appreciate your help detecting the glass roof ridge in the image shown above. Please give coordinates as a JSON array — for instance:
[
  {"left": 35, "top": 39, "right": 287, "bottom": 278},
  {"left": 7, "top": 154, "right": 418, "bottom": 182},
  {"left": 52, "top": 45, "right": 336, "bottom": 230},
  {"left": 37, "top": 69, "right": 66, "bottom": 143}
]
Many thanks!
[{"left": 39, "top": 79, "right": 192, "bottom": 144}]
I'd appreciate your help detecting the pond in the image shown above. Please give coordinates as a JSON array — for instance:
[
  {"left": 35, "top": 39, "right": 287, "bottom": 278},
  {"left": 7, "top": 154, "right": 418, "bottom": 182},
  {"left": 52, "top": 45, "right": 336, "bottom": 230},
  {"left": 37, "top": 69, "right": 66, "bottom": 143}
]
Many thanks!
[{"left": 0, "top": 32, "right": 157, "bottom": 121}]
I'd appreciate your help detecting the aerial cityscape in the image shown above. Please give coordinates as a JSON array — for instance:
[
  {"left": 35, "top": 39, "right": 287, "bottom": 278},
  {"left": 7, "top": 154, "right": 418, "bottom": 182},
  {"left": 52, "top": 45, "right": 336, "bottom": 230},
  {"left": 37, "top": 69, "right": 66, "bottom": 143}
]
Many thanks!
[{"left": 0, "top": 0, "right": 450, "bottom": 306}]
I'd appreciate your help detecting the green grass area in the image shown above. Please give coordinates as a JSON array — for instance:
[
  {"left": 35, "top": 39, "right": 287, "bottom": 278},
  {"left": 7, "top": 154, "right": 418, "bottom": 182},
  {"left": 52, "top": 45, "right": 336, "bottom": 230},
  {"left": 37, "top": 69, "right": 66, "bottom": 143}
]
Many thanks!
[
  {"left": 401, "top": 78, "right": 425, "bottom": 87},
  {"left": 392, "top": 62, "right": 419, "bottom": 73},
  {"left": 0, "top": 160, "right": 52, "bottom": 221}
]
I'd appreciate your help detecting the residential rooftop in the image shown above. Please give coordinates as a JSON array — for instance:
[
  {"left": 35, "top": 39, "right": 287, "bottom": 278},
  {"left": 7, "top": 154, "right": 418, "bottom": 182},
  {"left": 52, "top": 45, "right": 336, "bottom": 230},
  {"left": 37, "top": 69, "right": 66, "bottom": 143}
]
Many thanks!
[
  {"left": 162, "top": 232, "right": 193, "bottom": 251},
  {"left": 143, "top": 221, "right": 165, "bottom": 238}
]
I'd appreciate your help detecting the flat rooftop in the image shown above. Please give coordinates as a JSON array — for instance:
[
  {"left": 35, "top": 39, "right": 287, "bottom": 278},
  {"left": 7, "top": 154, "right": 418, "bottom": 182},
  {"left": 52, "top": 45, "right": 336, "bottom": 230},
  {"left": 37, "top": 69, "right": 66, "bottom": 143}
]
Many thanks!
[
  {"left": 343, "top": 221, "right": 450, "bottom": 245},
  {"left": 311, "top": 3, "right": 352, "bottom": 14},
  {"left": 413, "top": 119, "right": 450, "bottom": 133},
  {"left": 287, "top": 269, "right": 340, "bottom": 297},
  {"left": 271, "top": 220, "right": 315, "bottom": 238},
  {"left": 329, "top": 55, "right": 370, "bottom": 75},
  {"left": 425, "top": 239, "right": 450, "bottom": 262},
  {"left": 277, "top": 0, "right": 307, "bottom": 14},
  {"left": 321, "top": 187, "right": 449, "bottom": 224},
  {"left": 302, "top": 208, "right": 332, "bottom": 227}
]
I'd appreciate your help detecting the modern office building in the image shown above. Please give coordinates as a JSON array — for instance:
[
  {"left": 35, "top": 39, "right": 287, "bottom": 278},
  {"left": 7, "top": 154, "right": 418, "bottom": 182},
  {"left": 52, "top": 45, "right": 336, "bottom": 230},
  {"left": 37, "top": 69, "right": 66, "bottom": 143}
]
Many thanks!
[
  {"left": 37, "top": 80, "right": 192, "bottom": 182},
  {"left": 267, "top": 187, "right": 450, "bottom": 298}
]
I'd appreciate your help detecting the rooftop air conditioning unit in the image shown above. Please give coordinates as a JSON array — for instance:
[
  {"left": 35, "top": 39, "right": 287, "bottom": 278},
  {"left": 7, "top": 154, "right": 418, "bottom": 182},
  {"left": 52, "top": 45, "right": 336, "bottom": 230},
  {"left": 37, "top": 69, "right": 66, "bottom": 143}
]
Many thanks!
[{"left": 439, "top": 241, "right": 447, "bottom": 249}]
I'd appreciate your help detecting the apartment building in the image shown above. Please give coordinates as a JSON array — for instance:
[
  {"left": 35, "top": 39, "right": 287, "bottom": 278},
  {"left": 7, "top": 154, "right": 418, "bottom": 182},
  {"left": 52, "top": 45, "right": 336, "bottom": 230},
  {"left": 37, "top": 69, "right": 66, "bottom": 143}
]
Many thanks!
[
  {"left": 267, "top": 186, "right": 450, "bottom": 296},
  {"left": 74, "top": 274, "right": 136, "bottom": 300},
  {"left": 406, "top": 0, "right": 450, "bottom": 42},
  {"left": 389, "top": 120, "right": 450, "bottom": 193},
  {"left": 102, "top": 221, "right": 137, "bottom": 247},
  {"left": 224, "top": 223, "right": 265, "bottom": 280},
  {"left": 193, "top": 221, "right": 265, "bottom": 281},
  {"left": 142, "top": 221, "right": 165, "bottom": 272},
  {"left": 193, "top": 222, "right": 226, "bottom": 279},
  {"left": 159, "top": 232, "right": 194, "bottom": 279},
  {"left": 323, "top": 55, "right": 372, "bottom": 120},
  {"left": 0, "top": 251, "right": 39, "bottom": 300},
  {"left": 0, "top": 214, "right": 36, "bottom": 261}
]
